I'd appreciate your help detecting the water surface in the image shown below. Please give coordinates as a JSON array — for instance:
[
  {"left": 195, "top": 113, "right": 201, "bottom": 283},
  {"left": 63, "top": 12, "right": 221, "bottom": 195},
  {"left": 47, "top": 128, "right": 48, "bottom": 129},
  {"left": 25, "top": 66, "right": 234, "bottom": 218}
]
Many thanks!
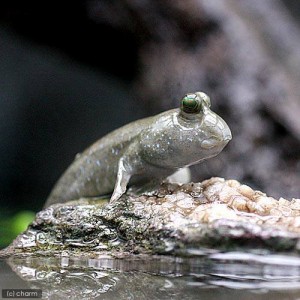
[{"left": 1, "top": 252, "right": 300, "bottom": 299}]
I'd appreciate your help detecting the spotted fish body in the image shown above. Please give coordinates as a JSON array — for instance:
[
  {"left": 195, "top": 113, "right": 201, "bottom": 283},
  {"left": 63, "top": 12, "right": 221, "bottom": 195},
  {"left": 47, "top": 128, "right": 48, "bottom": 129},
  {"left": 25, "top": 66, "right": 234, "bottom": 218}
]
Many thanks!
[{"left": 45, "top": 92, "right": 232, "bottom": 207}]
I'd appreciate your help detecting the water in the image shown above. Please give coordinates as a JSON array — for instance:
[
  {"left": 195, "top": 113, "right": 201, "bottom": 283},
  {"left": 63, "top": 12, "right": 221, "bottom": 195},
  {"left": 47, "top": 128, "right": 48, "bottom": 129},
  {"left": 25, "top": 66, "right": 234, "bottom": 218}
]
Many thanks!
[{"left": 1, "top": 252, "right": 300, "bottom": 299}]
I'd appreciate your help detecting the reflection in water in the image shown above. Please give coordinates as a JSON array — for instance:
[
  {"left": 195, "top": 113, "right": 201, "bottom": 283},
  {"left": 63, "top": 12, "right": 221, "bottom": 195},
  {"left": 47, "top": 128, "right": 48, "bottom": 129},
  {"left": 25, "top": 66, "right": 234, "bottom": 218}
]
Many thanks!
[{"left": 1, "top": 252, "right": 300, "bottom": 299}]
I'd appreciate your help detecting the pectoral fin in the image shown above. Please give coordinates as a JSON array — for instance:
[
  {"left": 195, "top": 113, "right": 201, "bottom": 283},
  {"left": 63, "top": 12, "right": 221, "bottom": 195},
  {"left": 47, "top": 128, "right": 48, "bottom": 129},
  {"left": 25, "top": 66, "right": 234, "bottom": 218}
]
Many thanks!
[
  {"left": 166, "top": 167, "right": 191, "bottom": 184},
  {"left": 110, "top": 158, "right": 131, "bottom": 203}
]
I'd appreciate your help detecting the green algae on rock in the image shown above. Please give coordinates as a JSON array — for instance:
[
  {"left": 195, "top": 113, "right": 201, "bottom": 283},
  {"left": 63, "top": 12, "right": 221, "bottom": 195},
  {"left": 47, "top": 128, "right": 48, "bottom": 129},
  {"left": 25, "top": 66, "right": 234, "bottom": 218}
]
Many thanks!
[{"left": 2, "top": 177, "right": 300, "bottom": 258}]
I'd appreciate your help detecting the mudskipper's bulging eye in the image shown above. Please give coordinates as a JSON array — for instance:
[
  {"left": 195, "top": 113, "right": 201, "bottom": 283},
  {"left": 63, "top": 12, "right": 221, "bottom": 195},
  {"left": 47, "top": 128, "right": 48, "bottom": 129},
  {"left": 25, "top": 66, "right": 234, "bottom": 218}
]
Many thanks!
[
  {"left": 196, "top": 92, "right": 211, "bottom": 108},
  {"left": 181, "top": 94, "right": 202, "bottom": 114}
]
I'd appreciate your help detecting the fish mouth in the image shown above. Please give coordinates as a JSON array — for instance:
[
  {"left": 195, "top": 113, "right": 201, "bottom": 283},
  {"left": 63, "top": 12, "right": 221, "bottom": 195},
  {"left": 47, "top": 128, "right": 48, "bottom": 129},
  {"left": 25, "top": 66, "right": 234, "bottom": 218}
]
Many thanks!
[
  {"left": 201, "top": 137, "right": 221, "bottom": 149},
  {"left": 201, "top": 134, "right": 231, "bottom": 150},
  {"left": 224, "top": 136, "right": 232, "bottom": 142},
  {"left": 223, "top": 129, "right": 232, "bottom": 142}
]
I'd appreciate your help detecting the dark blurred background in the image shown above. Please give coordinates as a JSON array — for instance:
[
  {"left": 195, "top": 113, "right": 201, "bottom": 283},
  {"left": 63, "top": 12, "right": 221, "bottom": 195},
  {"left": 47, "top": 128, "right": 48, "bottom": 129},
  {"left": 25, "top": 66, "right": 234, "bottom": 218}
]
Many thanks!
[
  {"left": 1, "top": 0, "right": 300, "bottom": 246},
  {"left": 0, "top": 0, "right": 147, "bottom": 215}
]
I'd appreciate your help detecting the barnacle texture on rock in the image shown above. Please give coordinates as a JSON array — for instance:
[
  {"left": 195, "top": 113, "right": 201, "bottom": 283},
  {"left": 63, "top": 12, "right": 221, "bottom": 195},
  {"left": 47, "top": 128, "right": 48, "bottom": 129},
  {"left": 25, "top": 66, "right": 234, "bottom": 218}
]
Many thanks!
[{"left": 3, "top": 177, "right": 300, "bottom": 258}]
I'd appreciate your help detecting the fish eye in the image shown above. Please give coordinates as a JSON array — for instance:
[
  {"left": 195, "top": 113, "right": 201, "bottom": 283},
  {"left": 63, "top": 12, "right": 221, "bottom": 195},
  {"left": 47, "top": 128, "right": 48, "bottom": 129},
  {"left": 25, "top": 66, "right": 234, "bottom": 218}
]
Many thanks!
[
  {"left": 196, "top": 92, "right": 211, "bottom": 108},
  {"left": 181, "top": 93, "right": 202, "bottom": 114}
]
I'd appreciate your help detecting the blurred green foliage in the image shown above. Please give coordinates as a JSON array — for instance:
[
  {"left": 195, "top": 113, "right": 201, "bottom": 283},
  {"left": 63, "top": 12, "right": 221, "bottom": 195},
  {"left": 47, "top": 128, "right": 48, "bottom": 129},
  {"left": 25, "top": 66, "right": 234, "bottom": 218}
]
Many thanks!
[{"left": 0, "top": 211, "right": 35, "bottom": 249}]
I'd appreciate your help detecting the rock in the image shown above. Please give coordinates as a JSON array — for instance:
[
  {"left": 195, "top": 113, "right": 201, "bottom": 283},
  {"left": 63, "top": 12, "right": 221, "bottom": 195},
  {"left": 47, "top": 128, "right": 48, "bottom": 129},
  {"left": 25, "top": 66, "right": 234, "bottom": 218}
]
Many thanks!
[{"left": 2, "top": 177, "right": 300, "bottom": 258}]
